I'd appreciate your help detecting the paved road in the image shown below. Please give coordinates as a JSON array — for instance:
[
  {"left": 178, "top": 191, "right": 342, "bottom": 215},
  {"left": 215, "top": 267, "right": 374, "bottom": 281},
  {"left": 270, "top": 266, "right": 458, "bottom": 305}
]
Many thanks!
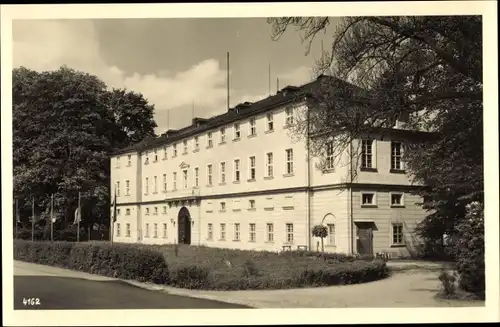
[{"left": 14, "top": 262, "right": 249, "bottom": 310}]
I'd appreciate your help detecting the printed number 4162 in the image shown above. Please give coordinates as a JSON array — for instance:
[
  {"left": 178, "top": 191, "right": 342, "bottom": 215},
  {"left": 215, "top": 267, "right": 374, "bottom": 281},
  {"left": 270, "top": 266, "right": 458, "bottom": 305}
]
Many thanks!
[{"left": 23, "top": 298, "right": 41, "bottom": 306}]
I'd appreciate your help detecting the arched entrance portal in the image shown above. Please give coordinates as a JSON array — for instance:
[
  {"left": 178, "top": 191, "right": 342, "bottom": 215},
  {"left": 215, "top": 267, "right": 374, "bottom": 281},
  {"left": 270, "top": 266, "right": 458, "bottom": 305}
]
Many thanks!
[{"left": 177, "top": 206, "right": 191, "bottom": 245}]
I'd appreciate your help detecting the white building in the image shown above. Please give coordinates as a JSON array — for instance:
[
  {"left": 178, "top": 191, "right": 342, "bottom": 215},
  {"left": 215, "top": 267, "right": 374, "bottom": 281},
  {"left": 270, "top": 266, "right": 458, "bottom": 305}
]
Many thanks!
[{"left": 110, "top": 75, "right": 429, "bottom": 257}]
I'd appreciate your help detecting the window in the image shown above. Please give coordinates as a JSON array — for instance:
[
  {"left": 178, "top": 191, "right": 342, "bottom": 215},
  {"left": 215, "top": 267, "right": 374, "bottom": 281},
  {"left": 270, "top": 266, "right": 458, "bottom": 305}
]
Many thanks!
[
  {"left": 154, "top": 207, "right": 158, "bottom": 215},
  {"left": 286, "top": 223, "right": 294, "bottom": 243},
  {"left": 249, "top": 156, "right": 256, "bottom": 180},
  {"left": 249, "top": 223, "right": 256, "bottom": 242},
  {"left": 125, "top": 180, "right": 130, "bottom": 196},
  {"left": 234, "top": 123, "right": 241, "bottom": 139},
  {"left": 392, "top": 223, "right": 404, "bottom": 245},
  {"left": 116, "top": 181, "right": 120, "bottom": 197},
  {"left": 127, "top": 155, "right": 132, "bottom": 166},
  {"left": 145, "top": 223, "right": 150, "bottom": 238},
  {"left": 249, "top": 118, "right": 256, "bottom": 136},
  {"left": 220, "top": 223, "right": 226, "bottom": 240},
  {"left": 267, "top": 223, "right": 274, "bottom": 242},
  {"left": 173, "top": 172, "right": 177, "bottom": 190},
  {"left": 286, "top": 149, "right": 294, "bottom": 174},
  {"left": 267, "top": 113, "right": 274, "bottom": 131},
  {"left": 116, "top": 223, "right": 121, "bottom": 236},
  {"left": 163, "top": 206, "right": 167, "bottom": 214},
  {"left": 126, "top": 223, "right": 131, "bottom": 237},
  {"left": 117, "top": 208, "right": 121, "bottom": 216},
  {"left": 220, "top": 162, "right": 226, "bottom": 183},
  {"left": 391, "top": 193, "right": 404, "bottom": 207},
  {"left": 207, "top": 223, "right": 213, "bottom": 240},
  {"left": 220, "top": 127, "right": 226, "bottom": 143},
  {"left": 361, "top": 192, "right": 375, "bottom": 206},
  {"left": 207, "top": 132, "right": 213, "bottom": 147},
  {"left": 249, "top": 199, "right": 256, "bottom": 209},
  {"left": 153, "top": 223, "right": 158, "bottom": 238},
  {"left": 234, "top": 223, "right": 241, "bottom": 241},
  {"left": 326, "top": 141, "right": 334, "bottom": 170},
  {"left": 183, "top": 140, "right": 188, "bottom": 154},
  {"left": 116, "top": 156, "right": 121, "bottom": 168},
  {"left": 327, "top": 224, "right": 335, "bottom": 245},
  {"left": 126, "top": 208, "right": 130, "bottom": 216},
  {"left": 163, "top": 223, "right": 167, "bottom": 238},
  {"left": 194, "top": 136, "right": 199, "bottom": 150},
  {"left": 391, "top": 142, "right": 403, "bottom": 170},
  {"left": 234, "top": 159, "right": 240, "bottom": 182},
  {"left": 207, "top": 164, "right": 213, "bottom": 185},
  {"left": 163, "top": 174, "right": 167, "bottom": 192},
  {"left": 144, "top": 152, "right": 149, "bottom": 165},
  {"left": 145, "top": 208, "right": 150, "bottom": 215},
  {"left": 183, "top": 170, "right": 188, "bottom": 189},
  {"left": 266, "top": 152, "right": 273, "bottom": 177},
  {"left": 220, "top": 201, "right": 226, "bottom": 211},
  {"left": 145, "top": 177, "right": 149, "bottom": 194},
  {"left": 154, "top": 149, "right": 158, "bottom": 162},
  {"left": 173, "top": 143, "right": 178, "bottom": 157},
  {"left": 194, "top": 167, "right": 199, "bottom": 187},
  {"left": 361, "top": 140, "right": 373, "bottom": 168},
  {"left": 285, "top": 107, "right": 294, "bottom": 126},
  {"left": 153, "top": 176, "right": 157, "bottom": 193},
  {"left": 163, "top": 147, "right": 167, "bottom": 160}
]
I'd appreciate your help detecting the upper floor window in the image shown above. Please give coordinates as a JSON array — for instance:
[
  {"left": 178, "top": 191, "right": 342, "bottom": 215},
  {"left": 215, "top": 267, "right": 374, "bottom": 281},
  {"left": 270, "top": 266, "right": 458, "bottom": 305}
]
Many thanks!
[
  {"left": 183, "top": 140, "right": 188, "bottom": 154},
  {"left": 234, "top": 123, "right": 241, "bottom": 139},
  {"left": 116, "top": 181, "right": 120, "bottom": 197},
  {"left": 163, "top": 147, "right": 167, "bottom": 160},
  {"left": 207, "top": 132, "right": 213, "bottom": 147},
  {"left": 144, "top": 152, "right": 149, "bottom": 165},
  {"left": 361, "top": 140, "right": 374, "bottom": 168},
  {"left": 173, "top": 172, "right": 177, "bottom": 190},
  {"left": 266, "top": 152, "right": 274, "bottom": 177},
  {"left": 116, "top": 156, "right": 121, "bottom": 168},
  {"left": 194, "top": 136, "right": 199, "bottom": 151},
  {"left": 153, "top": 176, "right": 158, "bottom": 193},
  {"left": 249, "top": 156, "right": 256, "bottom": 180},
  {"left": 234, "top": 159, "right": 241, "bottom": 182},
  {"left": 207, "top": 164, "right": 213, "bottom": 185},
  {"left": 220, "top": 127, "right": 226, "bottom": 143},
  {"left": 267, "top": 113, "right": 274, "bottom": 131},
  {"left": 183, "top": 170, "right": 188, "bottom": 188},
  {"left": 127, "top": 155, "right": 132, "bottom": 166},
  {"left": 125, "top": 180, "right": 130, "bottom": 196},
  {"left": 326, "top": 141, "right": 334, "bottom": 170},
  {"left": 391, "top": 142, "right": 403, "bottom": 170},
  {"left": 220, "top": 162, "right": 226, "bottom": 183},
  {"left": 154, "top": 149, "right": 158, "bottom": 162},
  {"left": 144, "top": 177, "right": 149, "bottom": 194},
  {"left": 194, "top": 167, "right": 199, "bottom": 187},
  {"left": 249, "top": 118, "right": 256, "bottom": 136},
  {"left": 285, "top": 107, "right": 294, "bottom": 126},
  {"left": 286, "top": 149, "right": 294, "bottom": 174},
  {"left": 163, "top": 174, "right": 167, "bottom": 192},
  {"left": 173, "top": 143, "right": 178, "bottom": 157}
]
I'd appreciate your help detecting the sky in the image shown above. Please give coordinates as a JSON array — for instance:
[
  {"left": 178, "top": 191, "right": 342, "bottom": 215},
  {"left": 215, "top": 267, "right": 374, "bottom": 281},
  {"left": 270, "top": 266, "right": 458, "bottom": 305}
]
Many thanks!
[{"left": 13, "top": 18, "right": 339, "bottom": 133}]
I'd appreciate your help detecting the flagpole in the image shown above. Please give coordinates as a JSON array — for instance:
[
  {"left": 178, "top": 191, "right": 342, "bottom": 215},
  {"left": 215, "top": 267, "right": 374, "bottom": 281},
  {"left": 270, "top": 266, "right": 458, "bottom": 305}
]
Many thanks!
[
  {"left": 31, "top": 196, "right": 34, "bottom": 242},
  {"left": 77, "top": 191, "right": 81, "bottom": 242},
  {"left": 50, "top": 194, "right": 54, "bottom": 242}
]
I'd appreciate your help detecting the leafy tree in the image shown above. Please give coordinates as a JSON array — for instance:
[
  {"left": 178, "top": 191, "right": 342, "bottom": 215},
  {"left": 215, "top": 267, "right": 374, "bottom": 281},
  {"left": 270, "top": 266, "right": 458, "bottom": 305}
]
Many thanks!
[
  {"left": 13, "top": 66, "right": 157, "bottom": 237},
  {"left": 312, "top": 224, "right": 328, "bottom": 253},
  {"left": 267, "top": 16, "right": 483, "bottom": 253}
]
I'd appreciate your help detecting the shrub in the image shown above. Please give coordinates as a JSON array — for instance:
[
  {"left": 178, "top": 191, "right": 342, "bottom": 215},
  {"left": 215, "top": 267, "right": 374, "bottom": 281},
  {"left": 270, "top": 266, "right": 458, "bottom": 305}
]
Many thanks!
[
  {"left": 14, "top": 240, "right": 170, "bottom": 285},
  {"left": 438, "top": 269, "right": 457, "bottom": 296},
  {"left": 455, "top": 201, "right": 485, "bottom": 297}
]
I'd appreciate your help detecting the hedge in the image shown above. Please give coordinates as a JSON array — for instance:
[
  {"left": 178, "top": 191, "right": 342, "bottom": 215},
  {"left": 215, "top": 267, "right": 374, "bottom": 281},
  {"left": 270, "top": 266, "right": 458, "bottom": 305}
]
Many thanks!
[
  {"left": 14, "top": 240, "right": 389, "bottom": 290},
  {"left": 14, "top": 240, "right": 169, "bottom": 284}
]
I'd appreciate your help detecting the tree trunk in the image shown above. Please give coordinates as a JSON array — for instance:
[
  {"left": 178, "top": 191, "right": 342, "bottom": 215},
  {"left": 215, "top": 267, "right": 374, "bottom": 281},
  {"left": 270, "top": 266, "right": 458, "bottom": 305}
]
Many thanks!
[{"left": 321, "top": 237, "right": 324, "bottom": 252}]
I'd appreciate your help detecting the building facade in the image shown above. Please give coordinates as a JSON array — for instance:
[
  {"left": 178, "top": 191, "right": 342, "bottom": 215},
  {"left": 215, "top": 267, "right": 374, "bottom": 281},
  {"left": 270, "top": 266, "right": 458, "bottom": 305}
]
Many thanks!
[{"left": 110, "top": 76, "right": 429, "bottom": 258}]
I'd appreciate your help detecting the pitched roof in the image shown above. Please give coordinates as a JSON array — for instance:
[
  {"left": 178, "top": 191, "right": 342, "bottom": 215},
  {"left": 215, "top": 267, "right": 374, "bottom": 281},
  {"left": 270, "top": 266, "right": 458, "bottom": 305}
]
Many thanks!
[{"left": 111, "top": 75, "right": 340, "bottom": 156}]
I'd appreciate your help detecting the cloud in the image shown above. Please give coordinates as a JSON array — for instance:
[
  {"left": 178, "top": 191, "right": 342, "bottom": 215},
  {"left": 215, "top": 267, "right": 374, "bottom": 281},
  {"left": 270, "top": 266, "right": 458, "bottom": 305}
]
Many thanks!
[
  {"left": 12, "top": 19, "right": 313, "bottom": 133},
  {"left": 13, "top": 20, "right": 231, "bottom": 131}
]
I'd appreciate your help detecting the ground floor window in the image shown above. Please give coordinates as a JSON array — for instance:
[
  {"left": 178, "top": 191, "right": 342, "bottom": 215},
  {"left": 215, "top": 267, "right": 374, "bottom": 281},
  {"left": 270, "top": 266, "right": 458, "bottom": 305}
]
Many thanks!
[
  {"left": 126, "top": 223, "right": 131, "bottom": 237},
  {"left": 286, "top": 223, "right": 294, "bottom": 243},
  {"left": 145, "top": 223, "right": 150, "bottom": 238},
  {"left": 249, "top": 223, "right": 256, "bottom": 242},
  {"left": 267, "top": 223, "right": 274, "bottom": 242},
  {"left": 163, "top": 223, "right": 167, "bottom": 238},
  {"left": 220, "top": 223, "right": 226, "bottom": 240},
  {"left": 327, "top": 224, "right": 335, "bottom": 245},
  {"left": 234, "top": 223, "right": 240, "bottom": 241},
  {"left": 207, "top": 223, "right": 213, "bottom": 240},
  {"left": 116, "top": 223, "right": 121, "bottom": 237},
  {"left": 392, "top": 223, "right": 404, "bottom": 245},
  {"left": 153, "top": 223, "right": 158, "bottom": 238}
]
